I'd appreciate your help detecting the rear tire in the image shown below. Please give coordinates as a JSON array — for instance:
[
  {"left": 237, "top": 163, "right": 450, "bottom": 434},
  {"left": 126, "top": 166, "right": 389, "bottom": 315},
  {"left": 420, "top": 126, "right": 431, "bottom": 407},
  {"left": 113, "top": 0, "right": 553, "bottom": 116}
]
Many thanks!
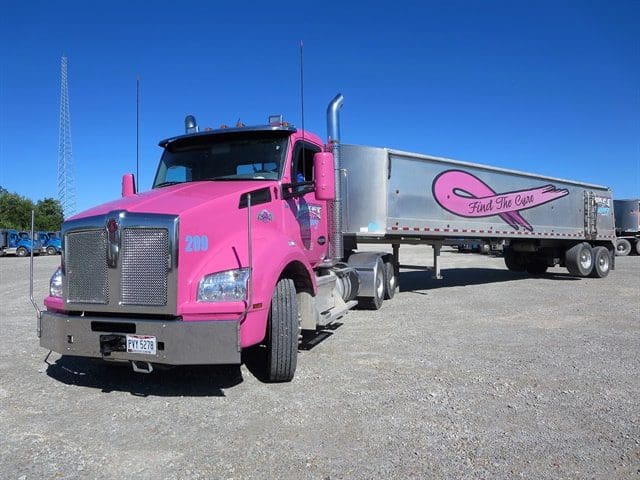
[
  {"left": 565, "top": 242, "right": 593, "bottom": 277},
  {"left": 358, "top": 258, "right": 385, "bottom": 310},
  {"left": 504, "top": 248, "right": 526, "bottom": 272},
  {"left": 589, "top": 246, "right": 611, "bottom": 278},
  {"left": 635, "top": 240, "right": 640, "bottom": 256},
  {"left": 383, "top": 260, "right": 396, "bottom": 300},
  {"left": 615, "top": 238, "right": 631, "bottom": 256},
  {"left": 265, "top": 278, "right": 298, "bottom": 382},
  {"left": 16, "top": 247, "right": 27, "bottom": 257},
  {"left": 525, "top": 259, "right": 548, "bottom": 275}
]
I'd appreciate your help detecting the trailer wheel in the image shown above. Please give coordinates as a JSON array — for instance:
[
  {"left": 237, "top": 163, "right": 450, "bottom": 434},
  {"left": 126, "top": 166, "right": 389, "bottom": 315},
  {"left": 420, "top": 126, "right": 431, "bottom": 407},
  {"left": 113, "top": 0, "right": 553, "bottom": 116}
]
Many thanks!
[
  {"left": 589, "top": 247, "right": 611, "bottom": 278},
  {"left": 565, "top": 242, "right": 593, "bottom": 277},
  {"left": 16, "top": 247, "right": 28, "bottom": 257},
  {"left": 358, "top": 258, "right": 385, "bottom": 310},
  {"left": 615, "top": 239, "right": 631, "bottom": 257},
  {"left": 504, "top": 248, "right": 526, "bottom": 272},
  {"left": 525, "top": 259, "right": 548, "bottom": 275},
  {"left": 265, "top": 278, "right": 299, "bottom": 382},
  {"left": 383, "top": 260, "right": 396, "bottom": 300}
]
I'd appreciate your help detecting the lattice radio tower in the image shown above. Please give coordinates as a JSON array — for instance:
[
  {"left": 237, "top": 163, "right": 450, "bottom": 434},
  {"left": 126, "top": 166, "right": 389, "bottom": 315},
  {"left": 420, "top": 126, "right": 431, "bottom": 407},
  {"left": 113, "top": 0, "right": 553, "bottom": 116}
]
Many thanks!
[{"left": 57, "top": 55, "right": 76, "bottom": 218}]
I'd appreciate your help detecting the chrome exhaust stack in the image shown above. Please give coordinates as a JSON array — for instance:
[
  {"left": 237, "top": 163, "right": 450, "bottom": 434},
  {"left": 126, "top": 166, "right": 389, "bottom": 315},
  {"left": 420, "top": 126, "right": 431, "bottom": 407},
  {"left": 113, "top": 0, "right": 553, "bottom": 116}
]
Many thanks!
[{"left": 327, "top": 93, "right": 345, "bottom": 263}]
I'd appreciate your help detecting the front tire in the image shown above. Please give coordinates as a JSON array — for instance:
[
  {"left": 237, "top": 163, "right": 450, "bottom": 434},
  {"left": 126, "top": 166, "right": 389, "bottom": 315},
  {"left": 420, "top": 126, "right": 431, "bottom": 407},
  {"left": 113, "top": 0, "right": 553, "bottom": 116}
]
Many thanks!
[
  {"left": 16, "top": 247, "right": 27, "bottom": 257},
  {"left": 46, "top": 246, "right": 57, "bottom": 256},
  {"left": 265, "top": 278, "right": 299, "bottom": 382}
]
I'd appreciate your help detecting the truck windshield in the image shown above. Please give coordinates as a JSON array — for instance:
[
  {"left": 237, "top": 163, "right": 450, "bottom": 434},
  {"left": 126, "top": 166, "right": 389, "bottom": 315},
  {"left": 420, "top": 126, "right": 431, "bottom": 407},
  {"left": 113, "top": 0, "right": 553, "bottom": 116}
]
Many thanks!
[{"left": 153, "top": 132, "right": 290, "bottom": 188}]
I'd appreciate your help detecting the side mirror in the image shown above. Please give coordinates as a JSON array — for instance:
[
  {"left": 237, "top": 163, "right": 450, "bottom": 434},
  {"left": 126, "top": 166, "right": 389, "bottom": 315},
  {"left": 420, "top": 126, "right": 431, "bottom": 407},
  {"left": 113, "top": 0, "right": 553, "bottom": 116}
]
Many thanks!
[
  {"left": 122, "top": 173, "right": 136, "bottom": 197},
  {"left": 313, "top": 152, "right": 335, "bottom": 201}
]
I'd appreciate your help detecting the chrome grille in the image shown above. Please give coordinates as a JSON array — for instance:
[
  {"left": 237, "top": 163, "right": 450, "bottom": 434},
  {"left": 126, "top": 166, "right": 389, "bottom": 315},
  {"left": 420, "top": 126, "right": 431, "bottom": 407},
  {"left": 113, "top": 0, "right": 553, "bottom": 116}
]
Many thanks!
[
  {"left": 66, "top": 230, "right": 108, "bottom": 304},
  {"left": 121, "top": 228, "right": 169, "bottom": 306}
]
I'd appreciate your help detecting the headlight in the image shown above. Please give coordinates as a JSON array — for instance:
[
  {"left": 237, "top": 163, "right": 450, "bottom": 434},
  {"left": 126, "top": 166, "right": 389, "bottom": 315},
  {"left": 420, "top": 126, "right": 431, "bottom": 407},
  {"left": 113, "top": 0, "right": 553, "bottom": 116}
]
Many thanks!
[
  {"left": 50, "top": 267, "right": 62, "bottom": 298},
  {"left": 197, "top": 268, "right": 250, "bottom": 302}
]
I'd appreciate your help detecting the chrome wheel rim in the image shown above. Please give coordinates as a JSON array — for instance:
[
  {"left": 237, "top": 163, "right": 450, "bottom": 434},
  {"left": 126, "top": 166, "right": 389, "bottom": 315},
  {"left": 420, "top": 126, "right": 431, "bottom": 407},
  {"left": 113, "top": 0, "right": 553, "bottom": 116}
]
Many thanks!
[{"left": 580, "top": 249, "right": 592, "bottom": 270}]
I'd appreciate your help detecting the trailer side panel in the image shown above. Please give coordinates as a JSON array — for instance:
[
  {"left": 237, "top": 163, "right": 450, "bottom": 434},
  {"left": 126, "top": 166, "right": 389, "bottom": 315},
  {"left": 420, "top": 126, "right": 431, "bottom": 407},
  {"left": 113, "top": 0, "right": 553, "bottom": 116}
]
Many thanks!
[{"left": 341, "top": 144, "right": 615, "bottom": 242}]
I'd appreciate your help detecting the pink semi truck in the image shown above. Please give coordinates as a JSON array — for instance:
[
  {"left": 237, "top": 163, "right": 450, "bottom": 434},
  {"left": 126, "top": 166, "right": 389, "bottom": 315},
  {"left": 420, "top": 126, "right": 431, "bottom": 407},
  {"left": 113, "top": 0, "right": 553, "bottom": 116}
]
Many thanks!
[{"left": 38, "top": 94, "right": 616, "bottom": 381}]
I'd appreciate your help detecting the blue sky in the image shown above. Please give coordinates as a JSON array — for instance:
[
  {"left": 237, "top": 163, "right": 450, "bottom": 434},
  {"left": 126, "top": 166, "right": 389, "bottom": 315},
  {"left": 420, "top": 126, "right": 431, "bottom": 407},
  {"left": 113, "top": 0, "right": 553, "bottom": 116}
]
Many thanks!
[{"left": 1, "top": 0, "right": 638, "bottom": 215}]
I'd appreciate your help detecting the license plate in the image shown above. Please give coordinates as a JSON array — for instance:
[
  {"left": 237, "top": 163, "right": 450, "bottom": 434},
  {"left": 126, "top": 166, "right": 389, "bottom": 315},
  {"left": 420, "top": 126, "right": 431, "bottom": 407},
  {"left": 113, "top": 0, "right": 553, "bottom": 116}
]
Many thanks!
[{"left": 126, "top": 335, "right": 157, "bottom": 355}]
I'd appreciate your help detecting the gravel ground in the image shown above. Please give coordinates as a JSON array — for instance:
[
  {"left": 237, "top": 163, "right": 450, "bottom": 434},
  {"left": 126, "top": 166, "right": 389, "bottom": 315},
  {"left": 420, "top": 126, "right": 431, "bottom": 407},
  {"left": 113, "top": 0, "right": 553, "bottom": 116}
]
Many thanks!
[{"left": 0, "top": 247, "right": 638, "bottom": 479}]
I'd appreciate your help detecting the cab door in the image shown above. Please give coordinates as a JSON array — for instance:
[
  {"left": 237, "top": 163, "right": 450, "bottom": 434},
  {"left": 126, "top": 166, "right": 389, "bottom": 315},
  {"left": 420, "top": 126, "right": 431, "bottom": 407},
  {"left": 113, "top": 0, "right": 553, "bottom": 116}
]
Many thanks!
[{"left": 283, "top": 140, "right": 329, "bottom": 267}]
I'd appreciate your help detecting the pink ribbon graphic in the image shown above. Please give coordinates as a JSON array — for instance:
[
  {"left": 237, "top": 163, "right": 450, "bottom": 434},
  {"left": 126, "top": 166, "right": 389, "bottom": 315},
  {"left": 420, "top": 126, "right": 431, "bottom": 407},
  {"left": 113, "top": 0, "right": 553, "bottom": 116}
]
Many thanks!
[{"left": 432, "top": 170, "right": 569, "bottom": 231}]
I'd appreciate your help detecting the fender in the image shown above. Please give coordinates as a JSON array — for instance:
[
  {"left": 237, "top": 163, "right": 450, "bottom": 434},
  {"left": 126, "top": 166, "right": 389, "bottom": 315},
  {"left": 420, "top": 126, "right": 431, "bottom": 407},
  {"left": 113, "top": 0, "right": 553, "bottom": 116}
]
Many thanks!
[
  {"left": 177, "top": 223, "right": 317, "bottom": 348},
  {"left": 238, "top": 236, "right": 317, "bottom": 348}
]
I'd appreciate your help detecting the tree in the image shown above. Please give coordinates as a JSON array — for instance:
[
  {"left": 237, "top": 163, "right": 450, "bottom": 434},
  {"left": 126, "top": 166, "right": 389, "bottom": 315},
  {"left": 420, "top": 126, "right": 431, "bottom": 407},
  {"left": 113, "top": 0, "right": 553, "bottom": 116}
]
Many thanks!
[
  {"left": 0, "top": 188, "right": 63, "bottom": 231},
  {"left": 0, "top": 187, "right": 34, "bottom": 230},
  {"left": 35, "top": 198, "right": 64, "bottom": 231}
]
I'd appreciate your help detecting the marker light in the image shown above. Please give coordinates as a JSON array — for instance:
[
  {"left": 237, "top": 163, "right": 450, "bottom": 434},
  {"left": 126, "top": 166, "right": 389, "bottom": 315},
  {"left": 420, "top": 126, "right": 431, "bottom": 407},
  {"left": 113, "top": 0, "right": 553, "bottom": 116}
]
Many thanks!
[{"left": 184, "top": 115, "right": 198, "bottom": 134}]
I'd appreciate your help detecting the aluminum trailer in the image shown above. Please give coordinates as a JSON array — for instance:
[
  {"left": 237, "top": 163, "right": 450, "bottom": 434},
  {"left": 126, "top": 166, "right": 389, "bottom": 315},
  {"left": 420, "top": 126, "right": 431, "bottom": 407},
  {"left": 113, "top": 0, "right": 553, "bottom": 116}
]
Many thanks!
[
  {"left": 339, "top": 144, "right": 616, "bottom": 278},
  {"left": 613, "top": 199, "right": 640, "bottom": 256}
]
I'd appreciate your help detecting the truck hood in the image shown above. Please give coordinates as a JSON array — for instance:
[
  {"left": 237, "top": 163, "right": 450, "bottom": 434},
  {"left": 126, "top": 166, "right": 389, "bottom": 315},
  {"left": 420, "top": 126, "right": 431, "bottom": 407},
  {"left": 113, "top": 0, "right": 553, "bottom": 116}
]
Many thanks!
[{"left": 68, "top": 181, "right": 277, "bottom": 219}]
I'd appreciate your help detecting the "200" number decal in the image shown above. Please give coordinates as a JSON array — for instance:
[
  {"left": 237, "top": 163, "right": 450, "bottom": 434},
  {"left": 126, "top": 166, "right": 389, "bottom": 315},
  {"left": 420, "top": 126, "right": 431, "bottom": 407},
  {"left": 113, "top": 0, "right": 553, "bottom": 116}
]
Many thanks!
[{"left": 185, "top": 235, "right": 209, "bottom": 252}]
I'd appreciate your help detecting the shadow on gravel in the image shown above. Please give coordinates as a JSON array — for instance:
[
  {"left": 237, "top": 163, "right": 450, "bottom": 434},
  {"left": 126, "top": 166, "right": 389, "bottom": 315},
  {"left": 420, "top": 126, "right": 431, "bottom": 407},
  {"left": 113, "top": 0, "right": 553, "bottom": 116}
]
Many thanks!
[
  {"left": 242, "top": 323, "right": 343, "bottom": 382},
  {"left": 45, "top": 355, "right": 242, "bottom": 397},
  {"left": 399, "top": 268, "right": 581, "bottom": 292}
]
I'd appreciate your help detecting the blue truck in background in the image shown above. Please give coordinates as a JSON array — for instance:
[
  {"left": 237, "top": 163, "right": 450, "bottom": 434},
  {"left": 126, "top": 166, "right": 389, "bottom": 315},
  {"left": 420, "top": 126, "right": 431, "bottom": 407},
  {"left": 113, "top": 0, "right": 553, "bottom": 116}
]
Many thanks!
[
  {"left": 0, "top": 229, "right": 42, "bottom": 257},
  {"left": 37, "top": 231, "right": 62, "bottom": 255}
]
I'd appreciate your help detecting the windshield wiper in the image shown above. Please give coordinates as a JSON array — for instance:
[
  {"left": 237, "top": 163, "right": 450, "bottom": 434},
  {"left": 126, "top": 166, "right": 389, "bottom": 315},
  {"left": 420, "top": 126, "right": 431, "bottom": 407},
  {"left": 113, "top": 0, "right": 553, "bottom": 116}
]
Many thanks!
[
  {"left": 204, "top": 177, "right": 245, "bottom": 181},
  {"left": 154, "top": 181, "right": 183, "bottom": 188}
]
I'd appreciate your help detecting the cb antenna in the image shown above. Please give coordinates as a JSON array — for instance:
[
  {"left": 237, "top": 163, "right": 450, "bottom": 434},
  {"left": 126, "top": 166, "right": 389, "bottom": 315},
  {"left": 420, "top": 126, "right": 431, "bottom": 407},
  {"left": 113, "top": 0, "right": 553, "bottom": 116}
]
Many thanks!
[
  {"left": 299, "top": 40, "right": 305, "bottom": 140},
  {"left": 136, "top": 75, "right": 140, "bottom": 191}
]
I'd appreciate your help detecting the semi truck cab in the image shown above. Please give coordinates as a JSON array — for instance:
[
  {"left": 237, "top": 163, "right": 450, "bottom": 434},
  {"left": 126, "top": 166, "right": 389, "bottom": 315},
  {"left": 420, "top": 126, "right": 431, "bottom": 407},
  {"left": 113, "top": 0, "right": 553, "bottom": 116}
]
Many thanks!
[{"left": 40, "top": 99, "right": 378, "bottom": 381}]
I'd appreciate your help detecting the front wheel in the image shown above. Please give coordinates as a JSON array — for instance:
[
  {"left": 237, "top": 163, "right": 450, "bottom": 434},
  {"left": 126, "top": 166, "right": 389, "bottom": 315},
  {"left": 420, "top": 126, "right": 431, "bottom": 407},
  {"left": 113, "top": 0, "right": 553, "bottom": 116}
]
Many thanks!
[
  {"left": 16, "top": 247, "right": 28, "bottom": 257},
  {"left": 46, "top": 246, "right": 57, "bottom": 256},
  {"left": 265, "top": 278, "right": 299, "bottom": 382}
]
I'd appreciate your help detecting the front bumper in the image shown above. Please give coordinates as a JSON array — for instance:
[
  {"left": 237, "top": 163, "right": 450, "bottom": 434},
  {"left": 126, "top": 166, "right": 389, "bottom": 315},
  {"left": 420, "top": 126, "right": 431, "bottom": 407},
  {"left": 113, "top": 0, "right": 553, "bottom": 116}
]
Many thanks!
[{"left": 40, "top": 311, "right": 241, "bottom": 365}]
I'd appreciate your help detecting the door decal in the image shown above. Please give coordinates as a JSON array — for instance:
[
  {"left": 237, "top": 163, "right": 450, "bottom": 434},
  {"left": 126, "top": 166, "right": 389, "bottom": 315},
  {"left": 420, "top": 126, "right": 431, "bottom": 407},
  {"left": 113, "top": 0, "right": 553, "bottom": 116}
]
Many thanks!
[{"left": 432, "top": 170, "right": 569, "bottom": 231}]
